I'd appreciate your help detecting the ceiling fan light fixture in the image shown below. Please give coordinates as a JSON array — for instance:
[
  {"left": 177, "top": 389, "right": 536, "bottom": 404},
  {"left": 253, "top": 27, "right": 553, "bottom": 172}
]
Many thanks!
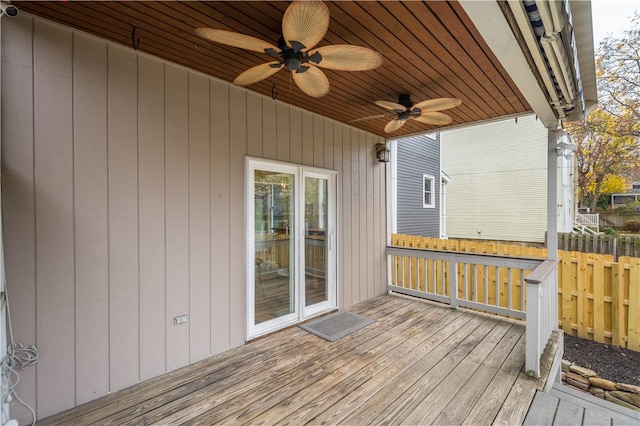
[
  {"left": 284, "top": 54, "right": 303, "bottom": 70},
  {"left": 398, "top": 110, "right": 412, "bottom": 121},
  {"left": 195, "top": 1, "right": 382, "bottom": 97}
]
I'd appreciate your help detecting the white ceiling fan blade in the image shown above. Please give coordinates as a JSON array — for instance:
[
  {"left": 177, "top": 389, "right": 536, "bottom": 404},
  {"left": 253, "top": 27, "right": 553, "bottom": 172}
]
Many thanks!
[
  {"left": 282, "top": 1, "right": 329, "bottom": 51},
  {"left": 412, "top": 111, "right": 453, "bottom": 126},
  {"left": 385, "top": 119, "right": 406, "bottom": 133},
  {"left": 233, "top": 62, "right": 283, "bottom": 86},
  {"left": 311, "top": 45, "right": 383, "bottom": 71},
  {"left": 195, "top": 28, "right": 278, "bottom": 53},
  {"left": 412, "top": 98, "right": 462, "bottom": 112},
  {"left": 375, "top": 101, "right": 406, "bottom": 112},
  {"left": 348, "top": 114, "right": 394, "bottom": 124},
  {"left": 292, "top": 64, "right": 330, "bottom": 98}
]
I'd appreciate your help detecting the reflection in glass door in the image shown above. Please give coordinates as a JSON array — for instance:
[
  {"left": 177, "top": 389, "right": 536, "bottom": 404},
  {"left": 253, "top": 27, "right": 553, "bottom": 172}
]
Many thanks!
[
  {"left": 303, "top": 174, "right": 333, "bottom": 316},
  {"left": 253, "top": 169, "right": 296, "bottom": 326},
  {"left": 247, "top": 159, "right": 336, "bottom": 339}
]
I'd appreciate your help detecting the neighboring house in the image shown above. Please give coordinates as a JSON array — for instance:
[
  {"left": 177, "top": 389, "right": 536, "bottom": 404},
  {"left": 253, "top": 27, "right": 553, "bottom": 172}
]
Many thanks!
[
  {"left": 0, "top": 1, "right": 596, "bottom": 424},
  {"left": 441, "top": 114, "right": 576, "bottom": 243},
  {"left": 608, "top": 193, "right": 640, "bottom": 208},
  {"left": 608, "top": 182, "right": 640, "bottom": 208},
  {"left": 389, "top": 133, "right": 449, "bottom": 238}
]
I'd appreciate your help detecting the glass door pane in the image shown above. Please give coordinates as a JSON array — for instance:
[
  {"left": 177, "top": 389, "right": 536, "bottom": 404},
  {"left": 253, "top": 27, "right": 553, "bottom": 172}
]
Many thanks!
[
  {"left": 304, "top": 176, "right": 329, "bottom": 308},
  {"left": 254, "top": 170, "right": 295, "bottom": 325}
]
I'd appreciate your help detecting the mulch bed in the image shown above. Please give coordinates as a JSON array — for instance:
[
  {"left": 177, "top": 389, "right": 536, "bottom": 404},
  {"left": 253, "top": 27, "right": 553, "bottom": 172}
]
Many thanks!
[{"left": 563, "top": 333, "right": 640, "bottom": 386}]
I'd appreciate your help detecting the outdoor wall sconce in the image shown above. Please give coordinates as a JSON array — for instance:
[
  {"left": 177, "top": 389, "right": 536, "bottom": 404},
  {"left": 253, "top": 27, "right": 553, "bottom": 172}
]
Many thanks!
[{"left": 375, "top": 143, "right": 390, "bottom": 163}]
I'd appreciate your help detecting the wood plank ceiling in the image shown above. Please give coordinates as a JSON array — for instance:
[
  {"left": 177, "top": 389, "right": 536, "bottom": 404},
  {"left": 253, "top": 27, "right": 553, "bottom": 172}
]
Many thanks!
[{"left": 13, "top": 0, "right": 532, "bottom": 138}]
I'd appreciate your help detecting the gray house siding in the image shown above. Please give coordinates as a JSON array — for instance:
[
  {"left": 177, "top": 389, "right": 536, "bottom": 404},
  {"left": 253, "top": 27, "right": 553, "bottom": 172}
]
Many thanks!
[{"left": 395, "top": 134, "right": 440, "bottom": 237}]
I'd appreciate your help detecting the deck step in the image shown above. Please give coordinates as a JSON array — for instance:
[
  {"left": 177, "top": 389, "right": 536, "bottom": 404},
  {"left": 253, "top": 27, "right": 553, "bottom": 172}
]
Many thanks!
[{"left": 524, "top": 383, "right": 640, "bottom": 425}]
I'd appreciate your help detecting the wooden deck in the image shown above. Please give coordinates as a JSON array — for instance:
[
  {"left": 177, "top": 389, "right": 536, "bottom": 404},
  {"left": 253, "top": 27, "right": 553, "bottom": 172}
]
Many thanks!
[{"left": 39, "top": 294, "right": 543, "bottom": 425}]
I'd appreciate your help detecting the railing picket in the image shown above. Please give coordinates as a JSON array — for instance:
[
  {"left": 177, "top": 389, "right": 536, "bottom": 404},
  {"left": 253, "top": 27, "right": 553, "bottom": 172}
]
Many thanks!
[
  {"left": 520, "top": 274, "right": 525, "bottom": 312},
  {"left": 507, "top": 267, "right": 512, "bottom": 310},
  {"left": 484, "top": 267, "right": 489, "bottom": 304},
  {"left": 441, "top": 260, "right": 446, "bottom": 296},
  {"left": 432, "top": 260, "right": 436, "bottom": 294},
  {"left": 463, "top": 263, "right": 468, "bottom": 302},
  {"left": 495, "top": 266, "right": 500, "bottom": 308},
  {"left": 450, "top": 261, "right": 458, "bottom": 308},
  {"left": 473, "top": 264, "right": 478, "bottom": 303}
]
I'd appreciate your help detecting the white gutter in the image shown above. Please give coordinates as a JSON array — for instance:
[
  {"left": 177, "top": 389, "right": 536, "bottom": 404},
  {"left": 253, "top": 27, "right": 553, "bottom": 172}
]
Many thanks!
[
  {"left": 536, "top": 0, "right": 577, "bottom": 109},
  {"left": 508, "top": 0, "right": 564, "bottom": 117}
]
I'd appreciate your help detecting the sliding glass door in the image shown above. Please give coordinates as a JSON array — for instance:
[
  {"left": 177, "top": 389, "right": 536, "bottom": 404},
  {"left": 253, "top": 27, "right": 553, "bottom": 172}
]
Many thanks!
[
  {"left": 303, "top": 172, "right": 335, "bottom": 317},
  {"left": 246, "top": 159, "right": 336, "bottom": 338}
]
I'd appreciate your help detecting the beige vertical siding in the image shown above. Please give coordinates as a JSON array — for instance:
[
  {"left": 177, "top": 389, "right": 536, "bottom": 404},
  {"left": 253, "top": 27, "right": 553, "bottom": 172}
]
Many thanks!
[
  {"left": 1, "top": 15, "right": 387, "bottom": 422},
  {"left": 138, "top": 54, "right": 167, "bottom": 382},
  {"left": 107, "top": 43, "right": 140, "bottom": 392},
  {"left": 209, "top": 79, "right": 231, "bottom": 355},
  {"left": 33, "top": 20, "right": 76, "bottom": 416},
  {"left": 1, "top": 16, "right": 37, "bottom": 424},
  {"left": 188, "top": 72, "right": 212, "bottom": 364},
  {"left": 164, "top": 64, "right": 190, "bottom": 372},
  {"left": 73, "top": 32, "right": 110, "bottom": 403}
]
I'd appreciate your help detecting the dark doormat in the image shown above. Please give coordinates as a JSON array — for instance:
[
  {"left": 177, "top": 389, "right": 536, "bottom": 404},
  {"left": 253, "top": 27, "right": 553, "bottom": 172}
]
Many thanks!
[{"left": 300, "top": 311, "right": 374, "bottom": 342}]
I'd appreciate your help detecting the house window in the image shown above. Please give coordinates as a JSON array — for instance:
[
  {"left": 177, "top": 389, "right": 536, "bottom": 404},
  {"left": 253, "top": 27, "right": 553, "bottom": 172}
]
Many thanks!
[{"left": 423, "top": 174, "right": 435, "bottom": 208}]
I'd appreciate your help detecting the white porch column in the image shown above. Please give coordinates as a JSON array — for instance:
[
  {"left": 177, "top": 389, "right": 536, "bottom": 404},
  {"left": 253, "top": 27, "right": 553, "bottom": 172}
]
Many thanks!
[
  {"left": 525, "top": 127, "right": 562, "bottom": 378},
  {"left": 547, "top": 128, "right": 559, "bottom": 261},
  {"left": 547, "top": 128, "right": 559, "bottom": 334}
]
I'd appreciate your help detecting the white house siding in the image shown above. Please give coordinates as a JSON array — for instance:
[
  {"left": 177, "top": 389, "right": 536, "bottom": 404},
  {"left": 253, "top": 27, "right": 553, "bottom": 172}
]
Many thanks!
[
  {"left": 0, "top": 15, "right": 387, "bottom": 422},
  {"left": 441, "top": 115, "right": 548, "bottom": 243}
]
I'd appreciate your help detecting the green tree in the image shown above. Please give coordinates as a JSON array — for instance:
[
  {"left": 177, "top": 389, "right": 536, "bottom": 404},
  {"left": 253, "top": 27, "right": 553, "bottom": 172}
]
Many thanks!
[
  {"left": 565, "top": 12, "right": 640, "bottom": 211},
  {"left": 597, "top": 13, "right": 640, "bottom": 131}
]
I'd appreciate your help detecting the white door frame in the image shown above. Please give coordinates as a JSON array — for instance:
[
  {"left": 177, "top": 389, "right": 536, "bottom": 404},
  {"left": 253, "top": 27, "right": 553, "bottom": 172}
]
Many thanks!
[
  {"left": 301, "top": 169, "right": 337, "bottom": 319},
  {"left": 245, "top": 157, "right": 337, "bottom": 340}
]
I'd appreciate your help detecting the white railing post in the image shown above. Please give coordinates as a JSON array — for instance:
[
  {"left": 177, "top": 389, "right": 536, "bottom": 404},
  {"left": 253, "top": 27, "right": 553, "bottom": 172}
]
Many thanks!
[
  {"left": 524, "top": 259, "right": 559, "bottom": 378},
  {"left": 526, "top": 280, "right": 542, "bottom": 378}
]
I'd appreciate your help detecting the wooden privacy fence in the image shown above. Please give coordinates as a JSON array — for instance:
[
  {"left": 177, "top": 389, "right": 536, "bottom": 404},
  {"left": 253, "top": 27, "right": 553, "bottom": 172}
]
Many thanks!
[
  {"left": 556, "top": 232, "right": 640, "bottom": 259},
  {"left": 600, "top": 213, "right": 640, "bottom": 228},
  {"left": 391, "top": 234, "right": 640, "bottom": 352}
]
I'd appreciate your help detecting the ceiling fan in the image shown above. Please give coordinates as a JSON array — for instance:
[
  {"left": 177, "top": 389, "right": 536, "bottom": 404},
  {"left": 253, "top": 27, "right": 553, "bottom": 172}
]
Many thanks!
[
  {"left": 195, "top": 1, "right": 383, "bottom": 98},
  {"left": 351, "top": 94, "right": 462, "bottom": 133}
]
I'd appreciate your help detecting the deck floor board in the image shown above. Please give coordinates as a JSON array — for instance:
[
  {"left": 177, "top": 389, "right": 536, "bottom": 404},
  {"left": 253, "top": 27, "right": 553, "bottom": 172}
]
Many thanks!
[{"left": 39, "top": 294, "right": 540, "bottom": 426}]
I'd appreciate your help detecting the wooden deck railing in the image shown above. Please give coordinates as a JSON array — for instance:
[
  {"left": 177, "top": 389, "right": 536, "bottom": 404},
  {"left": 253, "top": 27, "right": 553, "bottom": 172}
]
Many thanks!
[
  {"left": 391, "top": 234, "right": 640, "bottom": 351},
  {"left": 386, "top": 244, "right": 556, "bottom": 377}
]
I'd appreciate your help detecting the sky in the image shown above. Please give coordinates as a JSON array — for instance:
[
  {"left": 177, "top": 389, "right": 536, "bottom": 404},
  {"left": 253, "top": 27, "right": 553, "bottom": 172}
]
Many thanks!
[{"left": 591, "top": 0, "right": 639, "bottom": 46}]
